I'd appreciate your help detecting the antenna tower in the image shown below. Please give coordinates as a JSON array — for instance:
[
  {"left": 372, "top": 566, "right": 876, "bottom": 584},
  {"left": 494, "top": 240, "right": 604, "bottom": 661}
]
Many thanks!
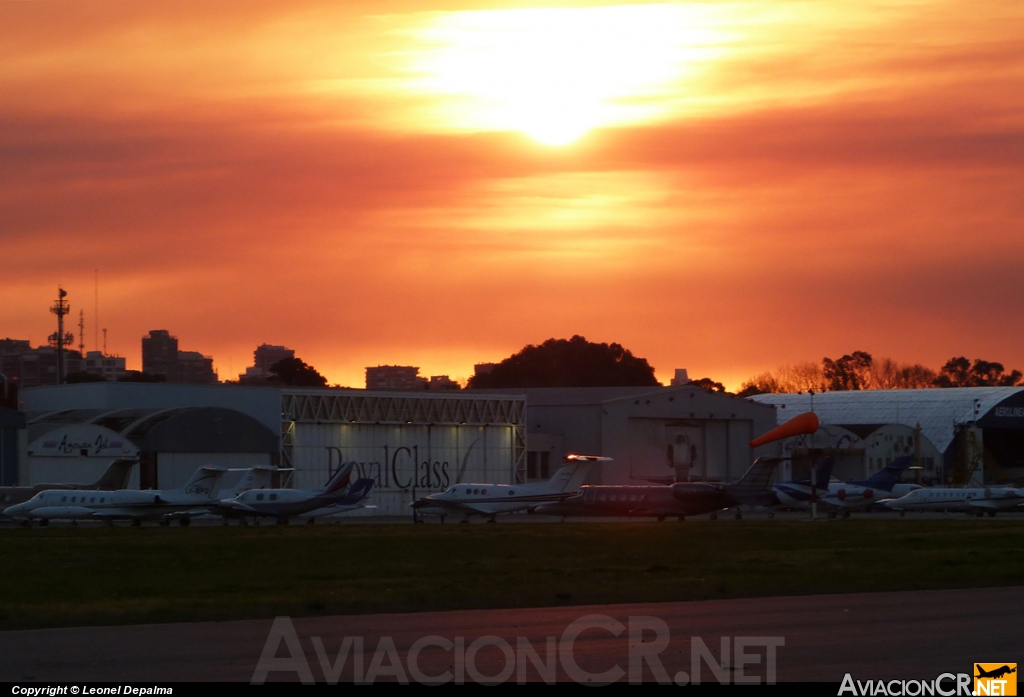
[
  {"left": 103, "top": 328, "right": 107, "bottom": 355},
  {"left": 48, "top": 287, "right": 73, "bottom": 384},
  {"left": 78, "top": 310, "right": 85, "bottom": 356}
]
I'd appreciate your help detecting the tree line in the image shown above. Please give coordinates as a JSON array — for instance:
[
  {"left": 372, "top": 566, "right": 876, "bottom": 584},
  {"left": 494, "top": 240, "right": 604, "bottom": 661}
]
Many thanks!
[{"left": 738, "top": 353, "right": 1024, "bottom": 397}]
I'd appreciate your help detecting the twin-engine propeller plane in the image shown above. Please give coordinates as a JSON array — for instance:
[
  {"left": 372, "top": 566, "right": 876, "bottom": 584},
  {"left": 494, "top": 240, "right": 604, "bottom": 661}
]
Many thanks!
[
  {"left": 3, "top": 465, "right": 232, "bottom": 526},
  {"left": 409, "top": 454, "right": 612, "bottom": 523},
  {"left": 215, "top": 461, "right": 375, "bottom": 525}
]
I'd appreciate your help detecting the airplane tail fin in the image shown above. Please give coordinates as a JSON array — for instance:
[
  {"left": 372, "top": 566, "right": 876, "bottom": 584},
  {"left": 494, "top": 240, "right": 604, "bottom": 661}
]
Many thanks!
[
  {"left": 346, "top": 478, "right": 375, "bottom": 502},
  {"left": 731, "top": 458, "right": 779, "bottom": 491},
  {"left": 223, "top": 465, "right": 276, "bottom": 498},
  {"left": 321, "top": 461, "right": 355, "bottom": 496},
  {"left": 863, "top": 455, "right": 912, "bottom": 490},
  {"left": 181, "top": 465, "right": 230, "bottom": 500},
  {"left": 91, "top": 458, "right": 135, "bottom": 490},
  {"left": 544, "top": 455, "right": 612, "bottom": 493},
  {"left": 810, "top": 456, "right": 835, "bottom": 491}
]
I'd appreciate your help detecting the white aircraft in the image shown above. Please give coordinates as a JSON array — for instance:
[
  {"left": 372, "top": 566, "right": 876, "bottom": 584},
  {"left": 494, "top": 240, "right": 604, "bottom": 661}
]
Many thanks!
[
  {"left": 409, "top": 454, "right": 612, "bottom": 523},
  {"left": 4, "top": 465, "right": 233, "bottom": 526},
  {"left": 0, "top": 458, "right": 135, "bottom": 514},
  {"left": 216, "top": 461, "right": 375, "bottom": 525},
  {"left": 775, "top": 456, "right": 922, "bottom": 518},
  {"left": 884, "top": 486, "right": 1024, "bottom": 516}
]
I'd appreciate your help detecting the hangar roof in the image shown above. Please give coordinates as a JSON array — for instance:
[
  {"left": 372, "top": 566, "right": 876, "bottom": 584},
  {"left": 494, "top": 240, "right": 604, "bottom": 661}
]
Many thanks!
[
  {"left": 25, "top": 406, "right": 278, "bottom": 453},
  {"left": 749, "top": 387, "right": 1024, "bottom": 453}
]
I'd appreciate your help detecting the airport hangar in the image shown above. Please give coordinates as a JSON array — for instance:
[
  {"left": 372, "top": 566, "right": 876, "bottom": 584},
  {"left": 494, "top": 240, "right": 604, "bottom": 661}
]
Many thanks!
[
  {"left": 17, "top": 383, "right": 778, "bottom": 515},
  {"left": 749, "top": 387, "right": 1024, "bottom": 485}
]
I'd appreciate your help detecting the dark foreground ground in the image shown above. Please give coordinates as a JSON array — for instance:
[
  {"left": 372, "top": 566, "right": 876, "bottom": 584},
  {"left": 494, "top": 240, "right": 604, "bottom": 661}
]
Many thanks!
[
  {"left": 1, "top": 586, "right": 1021, "bottom": 683},
  {"left": 2, "top": 517, "right": 1022, "bottom": 631}
]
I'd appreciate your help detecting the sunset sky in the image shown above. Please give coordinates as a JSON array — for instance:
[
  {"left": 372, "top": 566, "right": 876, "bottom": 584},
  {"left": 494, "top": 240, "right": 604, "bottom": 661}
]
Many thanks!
[{"left": 2, "top": 0, "right": 1022, "bottom": 389}]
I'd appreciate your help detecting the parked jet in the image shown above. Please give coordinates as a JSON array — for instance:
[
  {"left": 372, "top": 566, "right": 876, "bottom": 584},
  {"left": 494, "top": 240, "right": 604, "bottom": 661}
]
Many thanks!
[
  {"left": 533, "top": 457, "right": 780, "bottom": 521},
  {"left": 409, "top": 454, "right": 612, "bottom": 522},
  {"left": 817, "top": 456, "right": 921, "bottom": 516},
  {"left": 770, "top": 456, "right": 836, "bottom": 511},
  {"left": 216, "top": 461, "right": 374, "bottom": 525},
  {"left": 884, "top": 485, "right": 1024, "bottom": 516},
  {"left": 775, "top": 456, "right": 921, "bottom": 517},
  {"left": 3, "top": 465, "right": 230, "bottom": 526},
  {"left": 0, "top": 458, "right": 135, "bottom": 513}
]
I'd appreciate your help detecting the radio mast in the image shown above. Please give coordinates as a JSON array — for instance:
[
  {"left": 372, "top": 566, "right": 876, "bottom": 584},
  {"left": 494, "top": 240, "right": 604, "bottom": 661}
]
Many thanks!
[{"left": 49, "top": 287, "right": 73, "bottom": 384}]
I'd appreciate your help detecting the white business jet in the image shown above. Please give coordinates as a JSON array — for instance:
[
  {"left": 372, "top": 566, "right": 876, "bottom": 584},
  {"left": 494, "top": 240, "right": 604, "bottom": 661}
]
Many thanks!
[
  {"left": 4, "top": 465, "right": 232, "bottom": 526},
  {"left": 409, "top": 454, "right": 612, "bottom": 523},
  {"left": 884, "top": 486, "right": 1024, "bottom": 516}
]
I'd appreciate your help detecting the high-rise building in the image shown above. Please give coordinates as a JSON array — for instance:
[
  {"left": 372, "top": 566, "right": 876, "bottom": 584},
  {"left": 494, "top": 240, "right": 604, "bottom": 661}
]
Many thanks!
[
  {"left": 0, "top": 338, "right": 82, "bottom": 387},
  {"left": 365, "top": 365, "right": 428, "bottom": 391},
  {"left": 142, "top": 330, "right": 179, "bottom": 381},
  {"left": 238, "top": 344, "right": 295, "bottom": 383},
  {"left": 82, "top": 351, "right": 127, "bottom": 381},
  {"left": 141, "top": 330, "right": 218, "bottom": 384},
  {"left": 177, "top": 351, "right": 218, "bottom": 384}
]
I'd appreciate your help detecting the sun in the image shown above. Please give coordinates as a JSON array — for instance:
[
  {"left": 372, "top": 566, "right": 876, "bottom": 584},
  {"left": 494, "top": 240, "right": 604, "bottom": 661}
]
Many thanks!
[{"left": 402, "top": 4, "right": 725, "bottom": 145}]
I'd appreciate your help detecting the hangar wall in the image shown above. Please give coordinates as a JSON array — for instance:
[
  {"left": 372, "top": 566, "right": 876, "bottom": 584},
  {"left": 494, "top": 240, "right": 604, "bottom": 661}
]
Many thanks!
[
  {"left": 478, "top": 386, "right": 777, "bottom": 486},
  {"left": 281, "top": 390, "right": 526, "bottom": 516}
]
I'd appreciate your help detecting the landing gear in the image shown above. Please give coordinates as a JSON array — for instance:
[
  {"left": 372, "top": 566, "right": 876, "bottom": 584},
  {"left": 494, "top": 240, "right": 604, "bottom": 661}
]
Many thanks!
[
  {"left": 842, "top": 511, "right": 850, "bottom": 519},
  {"left": 276, "top": 516, "right": 289, "bottom": 526},
  {"left": 828, "top": 511, "right": 837, "bottom": 519},
  {"left": 70, "top": 520, "right": 77, "bottom": 527},
  {"left": 440, "top": 515, "right": 446, "bottom": 524},
  {"left": 486, "top": 517, "right": 497, "bottom": 524},
  {"left": 734, "top": 511, "right": 742, "bottom": 520},
  {"left": 710, "top": 513, "right": 718, "bottom": 520},
  {"left": 134, "top": 519, "right": 144, "bottom": 527},
  {"left": 306, "top": 518, "right": 316, "bottom": 526},
  {"left": 768, "top": 512, "right": 775, "bottom": 519},
  {"left": 459, "top": 518, "right": 469, "bottom": 524},
  {"left": 988, "top": 511, "right": 997, "bottom": 518},
  {"left": 179, "top": 517, "right": 190, "bottom": 527}
]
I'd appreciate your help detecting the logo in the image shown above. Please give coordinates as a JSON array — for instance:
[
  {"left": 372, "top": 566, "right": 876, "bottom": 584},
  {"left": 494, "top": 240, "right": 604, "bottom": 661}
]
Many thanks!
[{"left": 975, "top": 664, "right": 1017, "bottom": 696}]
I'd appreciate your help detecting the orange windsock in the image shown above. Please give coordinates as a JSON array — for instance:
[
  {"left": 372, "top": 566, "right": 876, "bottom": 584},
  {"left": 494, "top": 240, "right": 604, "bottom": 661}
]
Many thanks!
[{"left": 749, "top": 412, "right": 819, "bottom": 449}]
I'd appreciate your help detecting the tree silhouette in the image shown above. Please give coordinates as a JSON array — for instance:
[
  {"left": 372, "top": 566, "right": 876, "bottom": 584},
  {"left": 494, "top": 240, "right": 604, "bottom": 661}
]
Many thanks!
[
  {"left": 822, "top": 351, "right": 873, "bottom": 391},
  {"left": 467, "top": 335, "right": 660, "bottom": 388},
  {"left": 269, "top": 356, "right": 328, "bottom": 387},
  {"left": 933, "top": 357, "right": 1023, "bottom": 387}
]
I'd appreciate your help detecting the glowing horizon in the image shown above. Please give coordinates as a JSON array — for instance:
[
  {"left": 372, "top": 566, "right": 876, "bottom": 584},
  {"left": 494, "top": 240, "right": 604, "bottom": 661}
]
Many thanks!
[{"left": 2, "top": 0, "right": 1022, "bottom": 391}]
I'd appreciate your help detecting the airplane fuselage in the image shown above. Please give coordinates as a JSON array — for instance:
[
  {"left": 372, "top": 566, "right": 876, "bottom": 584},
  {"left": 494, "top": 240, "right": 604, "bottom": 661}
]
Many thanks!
[
  {"left": 411, "top": 481, "right": 575, "bottom": 516},
  {"left": 535, "top": 483, "right": 733, "bottom": 519},
  {"left": 885, "top": 487, "right": 1024, "bottom": 512}
]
